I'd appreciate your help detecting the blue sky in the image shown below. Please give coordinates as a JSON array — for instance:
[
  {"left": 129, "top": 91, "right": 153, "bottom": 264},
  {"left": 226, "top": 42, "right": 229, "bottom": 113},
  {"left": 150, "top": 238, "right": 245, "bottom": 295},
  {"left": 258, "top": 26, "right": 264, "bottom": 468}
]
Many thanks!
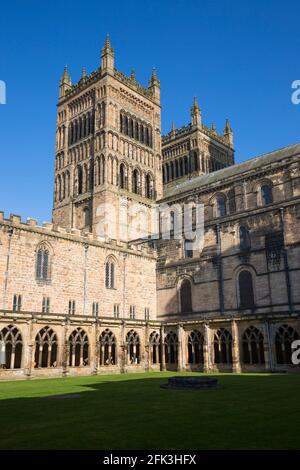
[{"left": 1, "top": 0, "right": 300, "bottom": 223}]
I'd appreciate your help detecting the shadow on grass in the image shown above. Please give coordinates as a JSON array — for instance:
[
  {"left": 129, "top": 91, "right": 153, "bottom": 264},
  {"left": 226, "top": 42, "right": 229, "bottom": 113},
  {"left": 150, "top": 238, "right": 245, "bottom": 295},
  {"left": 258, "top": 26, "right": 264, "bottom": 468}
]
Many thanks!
[{"left": 0, "top": 373, "right": 300, "bottom": 450}]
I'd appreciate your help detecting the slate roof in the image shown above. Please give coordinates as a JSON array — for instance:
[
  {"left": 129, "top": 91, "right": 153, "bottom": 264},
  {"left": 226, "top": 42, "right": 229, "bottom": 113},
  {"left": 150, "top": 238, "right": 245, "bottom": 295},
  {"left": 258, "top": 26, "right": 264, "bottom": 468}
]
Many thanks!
[{"left": 162, "top": 142, "right": 300, "bottom": 200}]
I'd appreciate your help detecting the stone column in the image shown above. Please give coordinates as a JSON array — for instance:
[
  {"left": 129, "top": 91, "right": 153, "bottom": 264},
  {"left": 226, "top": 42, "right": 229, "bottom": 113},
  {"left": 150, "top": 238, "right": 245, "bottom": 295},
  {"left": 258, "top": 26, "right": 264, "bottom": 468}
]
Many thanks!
[
  {"left": 177, "top": 324, "right": 184, "bottom": 372},
  {"left": 160, "top": 324, "right": 166, "bottom": 371},
  {"left": 120, "top": 321, "right": 126, "bottom": 373},
  {"left": 231, "top": 319, "right": 241, "bottom": 373},
  {"left": 93, "top": 321, "right": 99, "bottom": 374},
  {"left": 62, "top": 321, "right": 70, "bottom": 377},
  {"left": 144, "top": 322, "right": 150, "bottom": 372},
  {"left": 203, "top": 323, "right": 210, "bottom": 373},
  {"left": 24, "top": 318, "right": 34, "bottom": 377},
  {"left": 262, "top": 322, "right": 271, "bottom": 372}
]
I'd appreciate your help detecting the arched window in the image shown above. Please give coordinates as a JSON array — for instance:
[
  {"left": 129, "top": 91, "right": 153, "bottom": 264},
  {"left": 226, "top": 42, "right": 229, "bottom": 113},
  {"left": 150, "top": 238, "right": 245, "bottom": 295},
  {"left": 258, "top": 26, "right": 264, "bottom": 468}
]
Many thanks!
[
  {"left": 105, "top": 260, "right": 115, "bottom": 289},
  {"left": 188, "top": 330, "right": 204, "bottom": 364},
  {"left": 215, "top": 195, "right": 226, "bottom": 217},
  {"left": 149, "top": 331, "right": 161, "bottom": 365},
  {"left": 238, "top": 270, "right": 255, "bottom": 308},
  {"left": 119, "top": 163, "right": 126, "bottom": 189},
  {"left": 261, "top": 184, "right": 273, "bottom": 206},
  {"left": 275, "top": 324, "right": 299, "bottom": 365},
  {"left": 164, "top": 331, "right": 178, "bottom": 364},
  {"left": 242, "top": 326, "right": 265, "bottom": 365},
  {"left": 145, "top": 173, "right": 152, "bottom": 198},
  {"left": 99, "top": 329, "right": 117, "bottom": 366},
  {"left": 34, "top": 327, "right": 58, "bottom": 368},
  {"left": 132, "top": 169, "right": 140, "bottom": 194},
  {"left": 214, "top": 328, "right": 232, "bottom": 364},
  {"left": 180, "top": 279, "right": 192, "bottom": 314},
  {"left": 36, "top": 244, "right": 50, "bottom": 281},
  {"left": 100, "top": 155, "right": 105, "bottom": 184},
  {"left": 0, "top": 325, "right": 22, "bottom": 369},
  {"left": 239, "top": 226, "right": 251, "bottom": 251},
  {"left": 77, "top": 165, "right": 83, "bottom": 195},
  {"left": 126, "top": 330, "right": 140, "bottom": 364},
  {"left": 68, "top": 328, "right": 89, "bottom": 367}
]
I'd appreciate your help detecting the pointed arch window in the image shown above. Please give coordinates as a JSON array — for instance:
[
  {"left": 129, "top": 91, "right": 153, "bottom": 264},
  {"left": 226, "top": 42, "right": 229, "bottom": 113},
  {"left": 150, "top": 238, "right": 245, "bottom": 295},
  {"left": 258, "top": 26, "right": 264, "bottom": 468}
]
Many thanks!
[
  {"left": 105, "top": 259, "right": 115, "bottom": 289},
  {"left": 275, "top": 324, "right": 299, "bottom": 365},
  {"left": 188, "top": 330, "right": 204, "bottom": 364},
  {"left": 34, "top": 327, "right": 58, "bottom": 368},
  {"left": 36, "top": 244, "right": 50, "bottom": 281},
  {"left": 242, "top": 326, "right": 265, "bottom": 365},
  {"left": 0, "top": 325, "right": 23, "bottom": 369},
  {"left": 68, "top": 328, "right": 89, "bottom": 367},
  {"left": 164, "top": 331, "right": 178, "bottom": 364},
  {"left": 149, "top": 331, "right": 161, "bottom": 365},
  {"left": 99, "top": 329, "right": 117, "bottom": 366},
  {"left": 132, "top": 169, "right": 140, "bottom": 194},
  {"left": 119, "top": 163, "right": 126, "bottom": 189},
  {"left": 214, "top": 328, "right": 232, "bottom": 364},
  {"left": 126, "top": 330, "right": 140, "bottom": 364}
]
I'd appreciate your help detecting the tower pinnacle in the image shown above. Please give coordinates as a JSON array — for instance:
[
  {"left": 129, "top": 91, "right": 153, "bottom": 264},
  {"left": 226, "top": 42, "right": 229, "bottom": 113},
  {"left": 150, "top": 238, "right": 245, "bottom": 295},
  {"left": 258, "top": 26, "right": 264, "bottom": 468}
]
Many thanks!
[
  {"left": 148, "top": 66, "right": 160, "bottom": 102},
  {"left": 191, "top": 96, "right": 202, "bottom": 127},
  {"left": 59, "top": 66, "right": 72, "bottom": 99},
  {"left": 101, "top": 35, "right": 114, "bottom": 72},
  {"left": 223, "top": 118, "right": 234, "bottom": 148}
]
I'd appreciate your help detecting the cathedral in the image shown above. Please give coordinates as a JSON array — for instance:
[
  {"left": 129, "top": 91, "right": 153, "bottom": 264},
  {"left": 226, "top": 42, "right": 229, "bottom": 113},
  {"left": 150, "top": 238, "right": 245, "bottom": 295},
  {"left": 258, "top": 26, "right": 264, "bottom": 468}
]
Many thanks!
[{"left": 1, "top": 36, "right": 300, "bottom": 379}]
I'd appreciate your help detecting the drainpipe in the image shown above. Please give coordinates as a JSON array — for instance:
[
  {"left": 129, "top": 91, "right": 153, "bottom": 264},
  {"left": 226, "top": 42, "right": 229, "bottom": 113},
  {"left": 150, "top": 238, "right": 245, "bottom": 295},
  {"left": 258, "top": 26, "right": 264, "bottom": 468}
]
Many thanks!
[
  {"left": 215, "top": 224, "right": 224, "bottom": 315},
  {"left": 279, "top": 207, "right": 293, "bottom": 313},
  {"left": 3, "top": 227, "right": 13, "bottom": 311},
  {"left": 122, "top": 253, "right": 127, "bottom": 318},
  {"left": 83, "top": 243, "right": 89, "bottom": 315}
]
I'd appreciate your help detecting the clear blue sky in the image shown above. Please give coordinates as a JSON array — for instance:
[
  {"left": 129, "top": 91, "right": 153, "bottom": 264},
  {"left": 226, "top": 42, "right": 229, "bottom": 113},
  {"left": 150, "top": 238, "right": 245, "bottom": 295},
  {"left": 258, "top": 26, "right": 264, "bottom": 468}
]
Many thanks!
[{"left": 1, "top": 0, "right": 300, "bottom": 223}]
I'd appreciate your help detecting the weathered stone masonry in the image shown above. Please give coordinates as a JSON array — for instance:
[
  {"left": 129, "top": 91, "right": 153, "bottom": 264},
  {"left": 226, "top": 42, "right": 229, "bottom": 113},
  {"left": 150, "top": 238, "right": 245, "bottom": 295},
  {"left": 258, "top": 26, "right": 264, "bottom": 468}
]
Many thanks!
[{"left": 1, "top": 37, "right": 300, "bottom": 379}]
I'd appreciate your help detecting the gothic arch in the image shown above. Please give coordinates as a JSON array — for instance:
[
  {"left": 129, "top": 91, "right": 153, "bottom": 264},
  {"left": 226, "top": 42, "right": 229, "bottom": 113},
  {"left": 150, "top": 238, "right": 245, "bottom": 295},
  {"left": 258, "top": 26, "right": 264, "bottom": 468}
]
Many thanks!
[
  {"left": 187, "top": 330, "right": 204, "bottom": 364},
  {"left": 164, "top": 331, "right": 178, "bottom": 365},
  {"left": 213, "top": 328, "right": 233, "bottom": 365},
  {"left": 68, "top": 328, "right": 89, "bottom": 367},
  {"left": 242, "top": 326, "right": 265, "bottom": 365},
  {"left": 0, "top": 325, "right": 23, "bottom": 369},
  {"left": 99, "top": 329, "right": 117, "bottom": 366},
  {"left": 275, "top": 324, "right": 299, "bottom": 365},
  {"left": 34, "top": 326, "right": 58, "bottom": 368},
  {"left": 149, "top": 331, "right": 161, "bottom": 365},
  {"left": 126, "top": 330, "right": 140, "bottom": 364}
]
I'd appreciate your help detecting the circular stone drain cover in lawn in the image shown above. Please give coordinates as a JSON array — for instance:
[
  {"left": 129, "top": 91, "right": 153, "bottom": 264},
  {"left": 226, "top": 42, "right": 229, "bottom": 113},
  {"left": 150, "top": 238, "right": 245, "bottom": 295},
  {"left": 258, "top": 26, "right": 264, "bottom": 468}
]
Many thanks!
[
  {"left": 160, "top": 376, "right": 223, "bottom": 390},
  {"left": 42, "top": 394, "right": 81, "bottom": 399}
]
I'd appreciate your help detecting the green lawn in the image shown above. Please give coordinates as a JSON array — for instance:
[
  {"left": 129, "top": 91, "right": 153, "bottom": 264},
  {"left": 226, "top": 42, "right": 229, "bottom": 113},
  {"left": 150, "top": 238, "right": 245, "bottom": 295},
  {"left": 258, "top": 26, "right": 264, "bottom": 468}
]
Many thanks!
[{"left": 0, "top": 372, "right": 299, "bottom": 450}]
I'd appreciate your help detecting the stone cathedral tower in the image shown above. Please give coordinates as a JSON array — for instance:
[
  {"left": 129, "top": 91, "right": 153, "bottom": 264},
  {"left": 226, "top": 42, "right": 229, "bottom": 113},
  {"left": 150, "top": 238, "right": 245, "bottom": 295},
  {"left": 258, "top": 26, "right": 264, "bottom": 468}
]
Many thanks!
[{"left": 53, "top": 36, "right": 162, "bottom": 242}]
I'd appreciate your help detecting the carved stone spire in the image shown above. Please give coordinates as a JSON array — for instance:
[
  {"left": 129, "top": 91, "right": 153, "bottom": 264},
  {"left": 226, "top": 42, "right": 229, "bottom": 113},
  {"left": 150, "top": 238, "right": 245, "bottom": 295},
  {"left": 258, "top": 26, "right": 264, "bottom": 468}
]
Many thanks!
[
  {"left": 101, "top": 34, "right": 114, "bottom": 73},
  {"left": 59, "top": 66, "right": 72, "bottom": 99},
  {"left": 223, "top": 118, "right": 234, "bottom": 148},
  {"left": 191, "top": 96, "right": 202, "bottom": 127}
]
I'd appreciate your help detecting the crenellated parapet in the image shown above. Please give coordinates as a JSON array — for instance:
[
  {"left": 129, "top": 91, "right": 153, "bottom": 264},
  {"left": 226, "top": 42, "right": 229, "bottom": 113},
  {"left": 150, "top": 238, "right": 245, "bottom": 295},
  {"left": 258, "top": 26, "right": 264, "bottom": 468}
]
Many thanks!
[{"left": 0, "top": 212, "right": 157, "bottom": 259}]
